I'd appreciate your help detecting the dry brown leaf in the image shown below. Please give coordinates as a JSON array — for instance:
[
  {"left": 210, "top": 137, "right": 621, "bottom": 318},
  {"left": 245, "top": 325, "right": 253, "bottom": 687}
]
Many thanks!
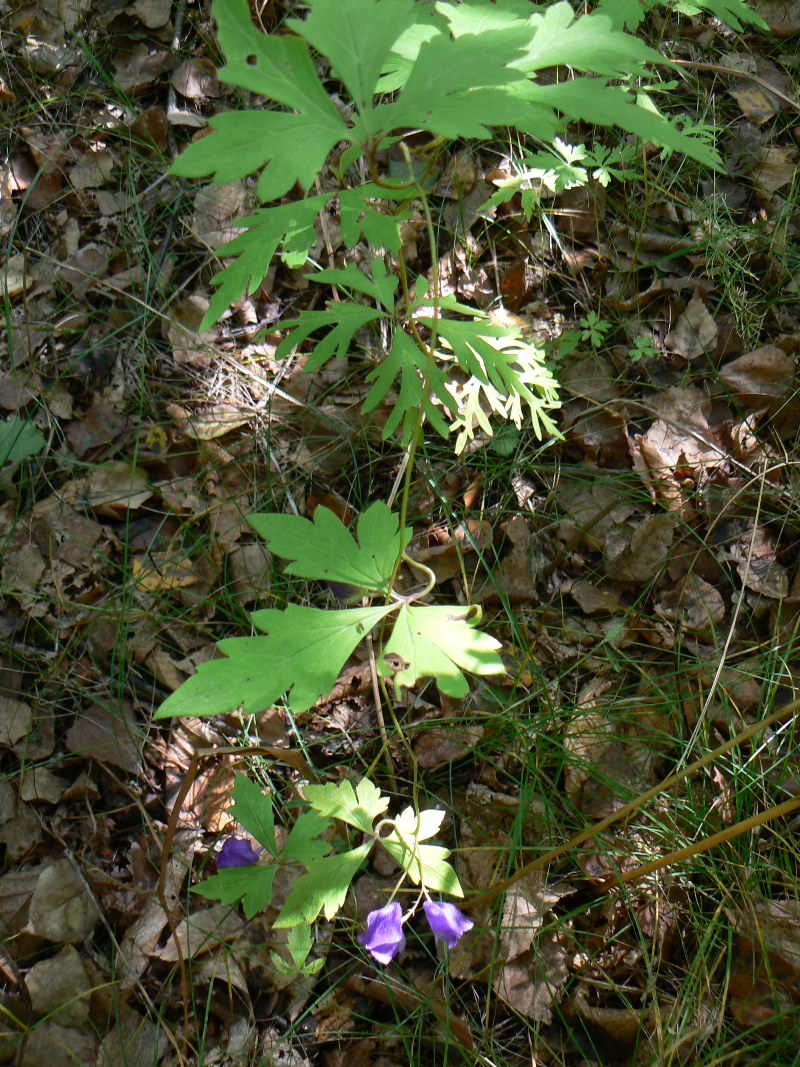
[
  {"left": 130, "top": 0, "right": 173, "bottom": 27},
  {"left": 0, "top": 780, "right": 43, "bottom": 859},
  {"left": 20, "top": 767, "right": 68, "bottom": 804},
  {"left": 165, "top": 293, "right": 216, "bottom": 367},
  {"left": 65, "top": 701, "right": 143, "bottom": 774},
  {"left": 29, "top": 859, "right": 100, "bottom": 942},
  {"left": 130, "top": 105, "right": 169, "bottom": 154},
  {"left": 112, "top": 45, "right": 174, "bottom": 93},
  {"left": 729, "top": 83, "right": 779, "bottom": 124},
  {"left": 118, "top": 855, "right": 185, "bottom": 984},
  {"left": 664, "top": 293, "right": 718, "bottom": 361},
  {"left": 96, "top": 1005, "right": 168, "bottom": 1067},
  {"left": 63, "top": 459, "right": 152, "bottom": 517},
  {"left": 16, "top": 1019, "right": 97, "bottom": 1067},
  {"left": 192, "top": 180, "right": 253, "bottom": 250},
  {"left": 228, "top": 540, "right": 273, "bottom": 604},
  {"left": 131, "top": 552, "right": 199, "bottom": 593},
  {"left": 0, "top": 697, "right": 33, "bottom": 748},
  {"left": 24, "top": 945, "right": 92, "bottom": 1026},
  {"left": 0, "top": 255, "right": 34, "bottom": 300},
  {"left": 718, "top": 345, "right": 795, "bottom": 405},
  {"left": 30, "top": 495, "right": 103, "bottom": 566},
  {"left": 568, "top": 578, "right": 626, "bottom": 616},
  {"left": 655, "top": 574, "right": 726, "bottom": 635},
  {"left": 67, "top": 148, "right": 114, "bottom": 190},
  {"left": 413, "top": 720, "right": 484, "bottom": 769},
  {"left": 493, "top": 934, "right": 570, "bottom": 1024},
  {"left": 154, "top": 904, "right": 245, "bottom": 962},
  {"left": 492, "top": 874, "right": 573, "bottom": 1022},
  {"left": 173, "top": 57, "right": 220, "bottom": 100},
  {"left": 167, "top": 401, "right": 251, "bottom": 440},
  {"left": 750, "top": 145, "right": 798, "bottom": 198},
  {"left": 2, "top": 542, "right": 46, "bottom": 595},
  {"left": 605, "top": 513, "right": 676, "bottom": 582}
]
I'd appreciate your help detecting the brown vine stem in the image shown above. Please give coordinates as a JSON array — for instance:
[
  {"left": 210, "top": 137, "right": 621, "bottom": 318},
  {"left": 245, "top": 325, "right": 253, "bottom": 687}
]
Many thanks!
[
  {"left": 673, "top": 59, "right": 800, "bottom": 113},
  {"left": 598, "top": 792, "right": 800, "bottom": 892},
  {"left": 467, "top": 693, "right": 800, "bottom": 910}
]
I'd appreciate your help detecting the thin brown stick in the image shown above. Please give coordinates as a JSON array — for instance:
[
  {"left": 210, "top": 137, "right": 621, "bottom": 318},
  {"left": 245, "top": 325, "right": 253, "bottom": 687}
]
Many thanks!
[
  {"left": 600, "top": 793, "right": 800, "bottom": 891},
  {"left": 674, "top": 59, "right": 800, "bottom": 113},
  {"left": 468, "top": 694, "right": 800, "bottom": 910}
]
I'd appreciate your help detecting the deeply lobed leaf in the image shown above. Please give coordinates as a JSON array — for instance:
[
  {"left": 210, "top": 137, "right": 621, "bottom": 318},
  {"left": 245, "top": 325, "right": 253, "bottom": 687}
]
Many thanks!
[
  {"left": 154, "top": 603, "right": 395, "bottom": 717},
  {"left": 248, "top": 502, "right": 409, "bottom": 594},
  {"left": 381, "top": 604, "right": 506, "bottom": 698}
]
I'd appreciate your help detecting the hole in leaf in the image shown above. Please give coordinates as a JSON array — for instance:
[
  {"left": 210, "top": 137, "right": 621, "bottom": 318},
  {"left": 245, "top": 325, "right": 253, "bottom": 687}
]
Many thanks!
[{"left": 245, "top": 54, "right": 257, "bottom": 66}]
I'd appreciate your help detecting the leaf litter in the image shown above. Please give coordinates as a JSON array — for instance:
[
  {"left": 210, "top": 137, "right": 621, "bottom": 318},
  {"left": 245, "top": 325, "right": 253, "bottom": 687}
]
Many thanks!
[{"left": 0, "top": 0, "right": 799, "bottom": 1063}]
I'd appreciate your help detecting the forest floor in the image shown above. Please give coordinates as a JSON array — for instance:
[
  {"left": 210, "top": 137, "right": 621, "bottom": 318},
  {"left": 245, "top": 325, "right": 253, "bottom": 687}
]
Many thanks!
[{"left": 2, "top": 0, "right": 800, "bottom": 1064}]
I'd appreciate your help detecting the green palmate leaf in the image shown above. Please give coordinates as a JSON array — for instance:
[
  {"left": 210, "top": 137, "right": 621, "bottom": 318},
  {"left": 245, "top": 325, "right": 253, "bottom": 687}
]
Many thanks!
[
  {"left": 229, "top": 774, "right": 278, "bottom": 856},
  {"left": 304, "top": 778, "right": 388, "bottom": 835},
  {"left": 363, "top": 328, "right": 454, "bottom": 445},
  {"left": 173, "top": 0, "right": 348, "bottom": 200},
  {"left": 281, "top": 810, "right": 331, "bottom": 866},
  {"left": 275, "top": 304, "right": 385, "bottom": 372},
  {"left": 674, "top": 0, "right": 768, "bottom": 28},
  {"left": 198, "top": 196, "right": 330, "bottom": 330},
  {"left": 0, "top": 417, "right": 46, "bottom": 468},
  {"left": 248, "top": 502, "right": 409, "bottom": 594},
  {"left": 153, "top": 603, "right": 395, "bottom": 718},
  {"left": 192, "top": 865, "right": 277, "bottom": 921},
  {"left": 311, "top": 261, "right": 398, "bottom": 312},
  {"left": 292, "top": 0, "right": 418, "bottom": 130},
  {"left": 274, "top": 842, "right": 372, "bottom": 927},
  {"left": 379, "top": 30, "right": 559, "bottom": 141},
  {"left": 381, "top": 835, "right": 463, "bottom": 896},
  {"left": 270, "top": 924, "right": 324, "bottom": 975},
  {"left": 391, "top": 805, "right": 447, "bottom": 844},
  {"left": 596, "top": 0, "right": 659, "bottom": 30},
  {"left": 524, "top": 80, "right": 722, "bottom": 170},
  {"left": 380, "top": 604, "right": 506, "bottom": 698},
  {"left": 513, "top": 3, "right": 664, "bottom": 76},
  {"left": 338, "top": 185, "right": 414, "bottom": 254}
]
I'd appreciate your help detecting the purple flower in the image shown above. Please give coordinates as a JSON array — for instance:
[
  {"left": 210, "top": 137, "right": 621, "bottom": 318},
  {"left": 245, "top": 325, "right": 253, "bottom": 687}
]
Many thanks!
[
  {"left": 423, "top": 901, "right": 473, "bottom": 949},
  {"left": 216, "top": 838, "right": 261, "bottom": 869},
  {"left": 358, "top": 902, "right": 406, "bottom": 966}
]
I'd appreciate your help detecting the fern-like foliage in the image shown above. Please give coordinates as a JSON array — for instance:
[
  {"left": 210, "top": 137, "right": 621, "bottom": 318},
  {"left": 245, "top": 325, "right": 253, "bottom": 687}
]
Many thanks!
[
  {"left": 176, "top": 0, "right": 722, "bottom": 318},
  {"left": 169, "top": 0, "right": 748, "bottom": 449}
]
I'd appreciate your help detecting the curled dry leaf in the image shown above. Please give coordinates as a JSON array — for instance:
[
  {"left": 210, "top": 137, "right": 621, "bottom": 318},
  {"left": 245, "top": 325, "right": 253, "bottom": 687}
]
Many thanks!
[
  {"left": 173, "top": 58, "right": 220, "bottom": 100},
  {"left": 655, "top": 573, "right": 726, "bottom": 636},
  {"left": 718, "top": 345, "right": 795, "bottom": 405}
]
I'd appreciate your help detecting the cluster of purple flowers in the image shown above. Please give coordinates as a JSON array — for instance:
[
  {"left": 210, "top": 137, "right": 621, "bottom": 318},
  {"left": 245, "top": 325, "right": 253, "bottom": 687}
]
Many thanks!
[
  {"left": 358, "top": 899, "right": 473, "bottom": 965},
  {"left": 216, "top": 837, "right": 473, "bottom": 966}
]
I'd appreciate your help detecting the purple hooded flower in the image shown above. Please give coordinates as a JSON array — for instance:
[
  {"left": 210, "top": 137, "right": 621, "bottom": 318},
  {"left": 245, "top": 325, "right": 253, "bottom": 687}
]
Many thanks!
[
  {"left": 216, "top": 838, "right": 261, "bottom": 869},
  {"left": 358, "top": 902, "right": 406, "bottom": 966},
  {"left": 423, "top": 901, "right": 473, "bottom": 948}
]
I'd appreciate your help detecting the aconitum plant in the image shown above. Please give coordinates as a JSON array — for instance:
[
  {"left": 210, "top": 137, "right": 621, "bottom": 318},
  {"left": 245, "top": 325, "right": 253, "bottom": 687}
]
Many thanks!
[{"left": 190, "top": 776, "right": 470, "bottom": 974}]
